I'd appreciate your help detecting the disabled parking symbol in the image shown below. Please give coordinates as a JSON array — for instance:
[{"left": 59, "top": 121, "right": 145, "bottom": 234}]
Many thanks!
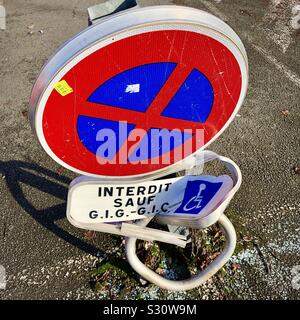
[{"left": 175, "top": 180, "right": 223, "bottom": 214}]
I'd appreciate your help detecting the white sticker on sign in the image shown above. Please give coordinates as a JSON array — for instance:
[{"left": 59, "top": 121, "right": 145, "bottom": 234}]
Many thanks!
[
  {"left": 125, "top": 83, "right": 140, "bottom": 93},
  {"left": 67, "top": 175, "right": 233, "bottom": 225}
]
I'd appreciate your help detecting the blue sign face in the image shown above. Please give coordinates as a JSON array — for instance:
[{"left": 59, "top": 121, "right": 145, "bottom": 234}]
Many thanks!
[
  {"left": 77, "top": 62, "right": 214, "bottom": 160},
  {"left": 175, "top": 180, "right": 223, "bottom": 214}
]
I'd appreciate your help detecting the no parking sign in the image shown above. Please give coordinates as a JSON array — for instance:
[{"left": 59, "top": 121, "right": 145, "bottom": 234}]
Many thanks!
[
  {"left": 29, "top": 6, "right": 248, "bottom": 180},
  {"left": 29, "top": 4, "right": 248, "bottom": 291}
]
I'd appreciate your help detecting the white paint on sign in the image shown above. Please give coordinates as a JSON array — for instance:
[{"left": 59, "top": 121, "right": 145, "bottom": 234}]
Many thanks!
[{"left": 125, "top": 83, "right": 140, "bottom": 93}]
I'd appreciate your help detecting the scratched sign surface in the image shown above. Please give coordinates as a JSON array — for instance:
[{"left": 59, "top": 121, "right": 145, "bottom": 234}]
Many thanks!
[{"left": 31, "top": 16, "right": 247, "bottom": 178}]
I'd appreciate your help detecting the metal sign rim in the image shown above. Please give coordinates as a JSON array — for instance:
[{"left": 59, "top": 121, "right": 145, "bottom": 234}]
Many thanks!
[{"left": 29, "top": 5, "right": 248, "bottom": 181}]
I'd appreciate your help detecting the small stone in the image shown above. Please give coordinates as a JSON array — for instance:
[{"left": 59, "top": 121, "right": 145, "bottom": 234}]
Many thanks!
[
  {"left": 156, "top": 268, "right": 164, "bottom": 276},
  {"left": 139, "top": 277, "right": 147, "bottom": 286},
  {"left": 56, "top": 167, "right": 64, "bottom": 174},
  {"left": 242, "top": 235, "right": 252, "bottom": 242},
  {"left": 83, "top": 230, "right": 96, "bottom": 241},
  {"left": 21, "top": 109, "right": 28, "bottom": 117},
  {"left": 239, "top": 9, "right": 252, "bottom": 16},
  {"left": 294, "top": 166, "right": 300, "bottom": 175},
  {"left": 231, "top": 263, "right": 241, "bottom": 272},
  {"left": 281, "top": 110, "right": 290, "bottom": 116},
  {"left": 39, "top": 29, "right": 44, "bottom": 34},
  {"left": 144, "top": 241, "right": 152, "bottom": 251}
]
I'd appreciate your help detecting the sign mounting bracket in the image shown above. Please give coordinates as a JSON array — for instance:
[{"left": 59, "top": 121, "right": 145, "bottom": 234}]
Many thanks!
[{"left": 88, "top": 0, "right": 139, "bottom": 25}]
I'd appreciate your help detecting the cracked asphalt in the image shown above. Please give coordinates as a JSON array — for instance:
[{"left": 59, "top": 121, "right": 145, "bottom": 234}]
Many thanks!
[{"left": 0, "top": 0, "right": 299, "bottom": 299}]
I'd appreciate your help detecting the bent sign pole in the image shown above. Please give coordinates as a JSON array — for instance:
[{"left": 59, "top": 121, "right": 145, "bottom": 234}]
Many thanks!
[{"left": 29, "top": 3, "right": 248, "bottom": 290}]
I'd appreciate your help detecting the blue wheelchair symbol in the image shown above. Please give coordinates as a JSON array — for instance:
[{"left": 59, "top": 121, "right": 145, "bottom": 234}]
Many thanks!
[{"left": 175, "top": 180, "right": 223, "bottom": 215}]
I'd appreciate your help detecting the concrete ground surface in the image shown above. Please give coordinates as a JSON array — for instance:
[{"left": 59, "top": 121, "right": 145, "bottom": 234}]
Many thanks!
[{"left": 0, "top": 0, "right": 299, "bottom": 300}]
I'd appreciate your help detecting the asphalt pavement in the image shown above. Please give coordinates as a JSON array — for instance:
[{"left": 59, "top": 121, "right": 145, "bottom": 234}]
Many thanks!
[{"left": 0, "top": 0, "right": 299, "bottom": 299}]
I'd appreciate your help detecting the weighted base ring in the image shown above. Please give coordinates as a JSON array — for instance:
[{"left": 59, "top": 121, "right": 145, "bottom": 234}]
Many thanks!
[{"left": 125, "top": 213, "right": 236, "bottom": 291}]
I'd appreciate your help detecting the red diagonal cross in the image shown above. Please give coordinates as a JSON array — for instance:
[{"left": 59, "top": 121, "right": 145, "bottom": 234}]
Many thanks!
[{"left": 78, "top": 64, "right": 205, "bottom": 161}]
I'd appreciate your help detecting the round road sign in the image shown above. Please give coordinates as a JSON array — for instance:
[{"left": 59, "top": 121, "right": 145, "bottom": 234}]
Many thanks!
[{"left": 29, "top": 6, "right": 248, "bottom": 180}]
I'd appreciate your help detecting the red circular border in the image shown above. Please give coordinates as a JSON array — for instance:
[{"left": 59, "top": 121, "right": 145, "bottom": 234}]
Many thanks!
[{"left": 42, "top": 30, "right": 242, "bottom": 176}]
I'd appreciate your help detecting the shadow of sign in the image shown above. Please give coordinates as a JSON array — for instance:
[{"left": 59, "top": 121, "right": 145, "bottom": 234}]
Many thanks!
[{"left": 0, "top": 160, "right": 104, "bottom": 256}]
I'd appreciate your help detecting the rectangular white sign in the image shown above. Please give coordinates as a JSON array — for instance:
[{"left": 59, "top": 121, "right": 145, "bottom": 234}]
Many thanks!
[{"left": 67, "top": 175, "right": 232, "bottom": 224}]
